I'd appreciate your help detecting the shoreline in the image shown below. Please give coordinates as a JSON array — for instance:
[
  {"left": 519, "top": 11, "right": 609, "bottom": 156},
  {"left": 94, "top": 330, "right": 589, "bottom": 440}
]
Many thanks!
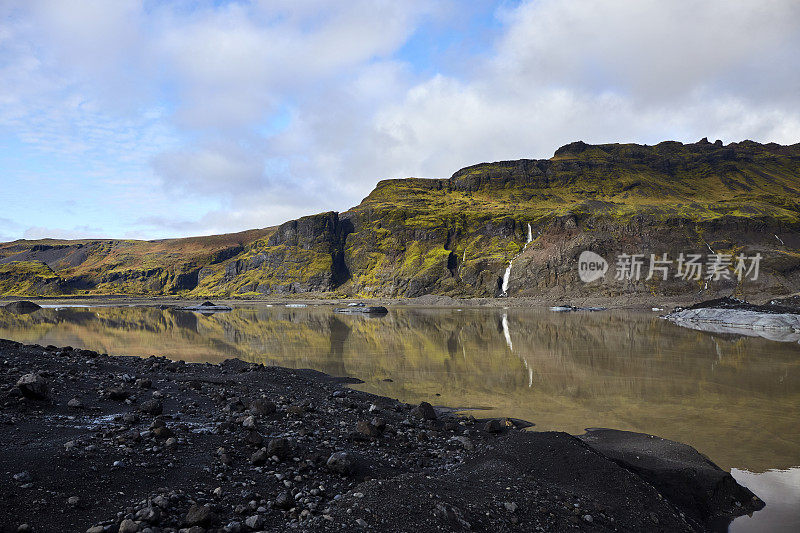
[
  {"left": 0, "top": 293, "right": 733, "bottom": 312},
  {"left": 1, "top": 339, "right": 762, "bottom": 532}
]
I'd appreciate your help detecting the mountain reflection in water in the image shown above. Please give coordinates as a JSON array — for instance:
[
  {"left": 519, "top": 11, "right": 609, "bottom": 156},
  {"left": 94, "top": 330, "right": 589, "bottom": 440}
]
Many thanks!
[{"left": 1, "top": 304, "right": 798, "bottom": 476}]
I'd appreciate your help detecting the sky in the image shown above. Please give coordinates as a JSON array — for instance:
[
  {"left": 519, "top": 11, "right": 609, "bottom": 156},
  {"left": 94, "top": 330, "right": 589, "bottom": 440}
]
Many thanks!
[{"left": 1, "top": 0, "right": 799, "bottom": 242}]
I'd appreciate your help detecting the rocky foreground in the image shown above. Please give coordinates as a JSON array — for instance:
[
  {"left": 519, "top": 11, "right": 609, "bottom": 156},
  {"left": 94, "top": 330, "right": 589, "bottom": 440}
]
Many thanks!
[{"left": 0, "top": 339, "right": 763, "bottom": 533}]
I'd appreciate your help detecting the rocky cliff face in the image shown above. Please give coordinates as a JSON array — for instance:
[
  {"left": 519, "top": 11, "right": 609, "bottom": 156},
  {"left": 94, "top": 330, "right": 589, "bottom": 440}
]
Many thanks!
[{"left": 1, "top": 139, "right": 799, "bottom": 300}]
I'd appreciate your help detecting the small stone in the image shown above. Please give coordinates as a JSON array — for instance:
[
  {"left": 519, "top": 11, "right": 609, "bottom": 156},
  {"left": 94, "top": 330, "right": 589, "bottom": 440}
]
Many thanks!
[
  {"left": 107, "top": 387, "right": 128, "bottom": 401},
  {"left": 244, "top": 515, "right": 263, "bottom": 529},
  {"left": 267, "top": 437, "right": 291, "bottom": 459},
  {"left": 118, "top": 519, "right": 138, "bottom": 533},
  {"left": 483, "top": 419, "right": 503, "bottom": 433},
  {"left": 242, "top": 415, "right": 256, "bottom": 428},
  {"left": 139, "top": 399, "right": 163, "bottom": 415},
  {"left": 356, "top": 518, "right": 368, "bottom": 528},
  {"left": 153, "top": 426, "right": 173, "bottom": 439},
  {"left": 245, "top": 430, "right": 263, "bottom": 447},
  {"left": 583, "top": 514, "right": 593, "bottom": 523},
  {"left": 274, "top": 491, "right": 292, "bottom": 510},
  {"left": 86, "top": 526, "right": 104, "bottom": 533},
  {"left": 287, "top": 404, "right": 305, "bottom": 416},
  {"left": 504, "top": 502, "right": 518, "bottom": 513},
  {"left": 16, "top": 373, "right": 49, "bottom": 400},
  {"left": 411, "top": 401, "right": 436, "bottom": 420},
  {"left": 67, "top": 398, "right": 83, "bottom": 409},
  {"left": 13, "top": 472, "right": 32, "bottom": 483},
  {"left": 327, "top": 451, "right": 358, "bottom": 476},
  {"left": 250, "top": 447, "right": 268, "bottom": 465},
  {"left": 67, "top": 496, "right": 80, "bottom": 506},
  {"left": 17, "top": 525, "right": 32, "bottom": 533},
  {"left": 453, "top": 436, "right": 474, "bottom": 451},
  {"left": 152, "top": 495, "right": 169, "bottom": 509},
  {"left": 250, "top": 399, "right": 276, "bottom": 415},
  {"left": 213, "top": 486, "right": 223, "bottom": 497},
  {"left": 224, "top": 521, "right": 242, "bottom": 533},
  {"left": 135, "top": 506, "right": 160, "bottom": 524},
  {"left": 185, "top": 504, "right": 215, "bottom": 526},
  {"left": 357, "top": 419, "right": 381, "bottom": 438}
]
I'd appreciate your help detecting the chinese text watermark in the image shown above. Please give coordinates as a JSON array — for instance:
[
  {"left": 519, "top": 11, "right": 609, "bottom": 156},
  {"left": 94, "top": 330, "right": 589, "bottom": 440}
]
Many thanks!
[{"left": 578, "top": 252, "right": 762, "bottom": 282}]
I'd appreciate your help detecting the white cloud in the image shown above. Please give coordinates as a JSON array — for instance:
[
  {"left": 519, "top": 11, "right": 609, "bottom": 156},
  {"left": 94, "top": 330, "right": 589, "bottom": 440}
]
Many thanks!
[
  {"left": 2, "top": 0, "right": 799, "bottom": 241},
  {"left": 22, "top": 225, "right": 108, "bottom": 240}
]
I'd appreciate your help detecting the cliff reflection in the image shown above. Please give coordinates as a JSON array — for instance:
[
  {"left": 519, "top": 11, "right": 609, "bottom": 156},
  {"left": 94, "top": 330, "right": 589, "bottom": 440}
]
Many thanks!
[{"left": 0, "top": 304, "right": 798, "bottom": 472}]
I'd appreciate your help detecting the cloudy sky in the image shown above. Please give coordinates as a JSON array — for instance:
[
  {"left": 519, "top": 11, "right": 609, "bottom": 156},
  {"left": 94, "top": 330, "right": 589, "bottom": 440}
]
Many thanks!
[{"left": 1, "top": 0, "right": 799, "bottom": 241}]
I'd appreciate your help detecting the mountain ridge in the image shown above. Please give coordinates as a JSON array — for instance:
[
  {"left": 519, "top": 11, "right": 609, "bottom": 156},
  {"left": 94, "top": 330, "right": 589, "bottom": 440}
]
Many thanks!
[{"left": 3, "top": 139, "right": 799, "bottom": 299}]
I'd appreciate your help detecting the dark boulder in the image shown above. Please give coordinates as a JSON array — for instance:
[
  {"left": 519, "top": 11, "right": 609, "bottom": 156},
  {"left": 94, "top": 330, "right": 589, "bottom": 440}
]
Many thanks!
[
  {"left": 411, "top": 401, "right": 437, "bottom": 420},
  {"left": 580, "top": 429, "right": 764, "bottom": 529},
  {"left": 3, "top": 301, "right": 42, "bottom": 314},
  {"left": 139, "top": 399, "right": 163, "bottom": 415},
  {"left": 185, "top": 504, "right": 215, "bottom": 527},
  {"left": 16, "top": 373, "right": 49, "bottom": 400}
]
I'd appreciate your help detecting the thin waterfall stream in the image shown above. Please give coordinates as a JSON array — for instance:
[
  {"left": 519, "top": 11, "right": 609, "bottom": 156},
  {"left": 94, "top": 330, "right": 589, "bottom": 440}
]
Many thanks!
[{"left": 501, "top": 223, "right": 534, "bottom": 296}]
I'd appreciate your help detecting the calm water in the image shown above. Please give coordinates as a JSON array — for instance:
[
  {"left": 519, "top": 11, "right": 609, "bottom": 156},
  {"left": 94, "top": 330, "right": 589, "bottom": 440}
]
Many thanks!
[{"left": 1, "top": 304, "right": 798, "bottom": 531}]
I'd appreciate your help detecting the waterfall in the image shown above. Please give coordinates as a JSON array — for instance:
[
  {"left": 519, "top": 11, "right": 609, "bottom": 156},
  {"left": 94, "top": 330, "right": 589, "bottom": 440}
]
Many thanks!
[
  {"left": 501, "top": 261, "right": 513, "bottom": 295},
  {"left": 500, "top": 222, "right": 534, "bottom": 297}
]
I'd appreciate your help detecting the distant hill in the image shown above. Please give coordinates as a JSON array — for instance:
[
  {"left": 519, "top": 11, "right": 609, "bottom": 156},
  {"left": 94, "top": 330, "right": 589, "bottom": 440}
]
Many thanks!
[{"left": 2, "top": 139, "right": 799, "bottom": 300}]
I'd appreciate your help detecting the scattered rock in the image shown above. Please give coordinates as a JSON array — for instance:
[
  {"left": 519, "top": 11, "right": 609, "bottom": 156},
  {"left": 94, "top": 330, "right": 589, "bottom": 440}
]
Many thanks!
[
  {"left": 411, "top": 401, "right": 437, "bottom": 420},
  {"left": 67, "top": 397, "right": 83, "bottom": 408},
  {"left": 250, "top": 447, "right": 268, "bottom": 465},
  {"left": 118, "top": 519, "right": 138, "bottom": 533},
  {"left": 185, "top": 504, "right": 216, "bottom": 526},
  {"left": 16, "top": 373, "right": 49, "bottom": 400},
  {"left": 249, "top": 399, "right": 276, "bottom": 415},
  {"left": 483, "top": 419, "right": 503, "bottom": 433},
  {"left": 244, "top": 514, "right": 263, "bottom": 530},
  {"left": 274, "top": 491, "right": 292, "bottom": 510},
  {"left": 326, "top": 451, "right": 358, "bottom": 476},
  {"left": 266, "top": 437, "right": 291, "bottom": 459},
  {"left": 139, "top": 399, "right": 163, "bottom": 415},
  {"left": 107, "top": 387, "right": 128, "bottom": 401}
]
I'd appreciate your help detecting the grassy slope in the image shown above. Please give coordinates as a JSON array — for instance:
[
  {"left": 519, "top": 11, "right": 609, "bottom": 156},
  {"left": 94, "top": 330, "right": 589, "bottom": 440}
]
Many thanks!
[{"left": 338, "top": 141, "right": 800, "bottom": 296}]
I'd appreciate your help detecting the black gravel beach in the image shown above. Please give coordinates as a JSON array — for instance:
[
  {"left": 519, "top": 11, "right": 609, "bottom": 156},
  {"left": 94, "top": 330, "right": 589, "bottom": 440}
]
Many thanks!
[{"left": 1, "top": 338, "right": 763, "bottom": 532}]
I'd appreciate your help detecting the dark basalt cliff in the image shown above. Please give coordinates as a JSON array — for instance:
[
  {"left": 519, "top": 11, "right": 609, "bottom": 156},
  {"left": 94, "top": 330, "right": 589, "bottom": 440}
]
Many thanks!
[{"left": 2, "top": 139, "right": 799, "bottom": 299}]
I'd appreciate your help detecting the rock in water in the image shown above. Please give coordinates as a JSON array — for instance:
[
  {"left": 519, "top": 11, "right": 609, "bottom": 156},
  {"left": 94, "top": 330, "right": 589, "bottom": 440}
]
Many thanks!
[
  {"left": 16, "top": 373, "right": 49, "bottom": 400},
  {"left": 3, "top": 301, "right": 42, "bottom": 314},
  {"left": 333, "top": 306, "right": 388, "bottom": 315}
]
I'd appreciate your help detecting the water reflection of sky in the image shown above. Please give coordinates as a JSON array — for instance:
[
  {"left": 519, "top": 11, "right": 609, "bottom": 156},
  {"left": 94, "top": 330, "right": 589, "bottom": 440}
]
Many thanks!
[
  {"left": 0, "top": 303, "right": 798, "bottom": 531},
  {"left": 731, "top": 468, "right": 800, "bottom": 532}
]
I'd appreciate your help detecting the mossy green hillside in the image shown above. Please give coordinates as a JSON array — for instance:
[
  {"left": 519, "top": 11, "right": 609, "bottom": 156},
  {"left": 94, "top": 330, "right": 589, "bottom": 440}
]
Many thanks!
[{"left": 1, "top": 139, "right": 798, "bottom": 297}]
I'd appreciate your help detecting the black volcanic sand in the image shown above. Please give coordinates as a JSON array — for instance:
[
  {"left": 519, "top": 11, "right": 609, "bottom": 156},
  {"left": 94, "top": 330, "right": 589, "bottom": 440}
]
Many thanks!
[{"left": 0, "top": 339, "right": 763, "bottom": 533}]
